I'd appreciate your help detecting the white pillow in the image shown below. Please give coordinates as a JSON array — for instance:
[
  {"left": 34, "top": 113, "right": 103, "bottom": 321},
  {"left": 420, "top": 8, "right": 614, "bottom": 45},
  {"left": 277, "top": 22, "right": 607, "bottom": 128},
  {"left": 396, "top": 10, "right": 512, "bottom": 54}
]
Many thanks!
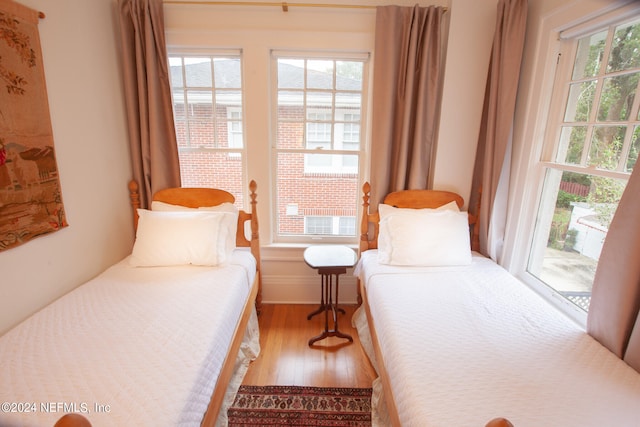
[
  {"left": 151, "top": 200, "right": 238, "bottom": 256},
  {"left": 130, "top": 209, "right": 228, "bottom": 267},
  {"left": 378, "top": 201, "right": 460, "bottom": 218},
  {"left": 378, "top": 201, "right": 461, "bottom": 263},
  {"left": 378, "top": 208, "right": 472, "bottom": 266}
]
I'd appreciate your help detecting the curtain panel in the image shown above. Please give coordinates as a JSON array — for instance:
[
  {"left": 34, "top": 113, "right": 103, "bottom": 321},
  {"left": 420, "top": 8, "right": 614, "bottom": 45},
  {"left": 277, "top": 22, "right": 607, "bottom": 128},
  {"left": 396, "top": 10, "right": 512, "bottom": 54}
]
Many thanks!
[
  {"left": 117, "top": 0, "right": 181, "bottom": 208},
  {"left": 369, "top": 5, "right": 444, "bottom": 207},
  {"left": 469, "top": 0, "right": 527, "bottom": 262},
  {"left": 587, "top": 163, "right": 640, "bottom": 372}
]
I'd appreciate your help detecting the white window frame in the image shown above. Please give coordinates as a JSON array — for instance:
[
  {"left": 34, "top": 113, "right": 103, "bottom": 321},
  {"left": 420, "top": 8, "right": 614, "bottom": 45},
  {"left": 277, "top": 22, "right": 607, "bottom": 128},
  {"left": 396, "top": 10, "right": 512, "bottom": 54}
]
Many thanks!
[
  {"left": 168, "top": 49, "right": 248, "bottom": 202},
  {"left": 271, "top": 50, "right": 369, "bottom": 244},
  {"left": 505, "top": 3, "right": 640, "bottom": 326}
]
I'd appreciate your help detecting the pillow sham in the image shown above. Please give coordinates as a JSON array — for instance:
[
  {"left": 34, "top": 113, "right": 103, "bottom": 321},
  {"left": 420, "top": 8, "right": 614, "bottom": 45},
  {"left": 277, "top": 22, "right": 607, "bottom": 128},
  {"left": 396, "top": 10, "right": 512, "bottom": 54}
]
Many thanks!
[
  {"left": 151, "top": 200, "right": 239, "bottom": 256},
  {"left": 378, "top": 207, "right": 472, "bottom": 266},
  {"left": 130, "top": 209, "right": 229, "bottom": 267},
  {"left": 378, "top": 201, "right": 461, "bottom": 265},
  {"left": 378, "top": 200, "right": 460, "bottom": 218}
]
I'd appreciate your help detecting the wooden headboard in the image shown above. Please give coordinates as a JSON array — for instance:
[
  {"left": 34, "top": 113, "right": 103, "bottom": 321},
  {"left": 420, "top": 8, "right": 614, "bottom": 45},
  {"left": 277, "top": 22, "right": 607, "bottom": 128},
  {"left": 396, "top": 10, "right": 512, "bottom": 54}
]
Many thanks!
[
  {"left": 359, "top": 181, "right": 479, "bottom": 253},
  {"left": 128, "top": 180, "right": 262, "bottom": 311}
]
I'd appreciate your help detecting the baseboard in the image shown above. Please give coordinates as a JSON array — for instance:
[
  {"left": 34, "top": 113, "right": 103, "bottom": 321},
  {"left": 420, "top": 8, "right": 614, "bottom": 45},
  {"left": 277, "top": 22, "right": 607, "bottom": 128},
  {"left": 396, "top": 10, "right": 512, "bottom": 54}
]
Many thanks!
[{"left": 262, "top": 274, "right": 358, "bottom": 305}]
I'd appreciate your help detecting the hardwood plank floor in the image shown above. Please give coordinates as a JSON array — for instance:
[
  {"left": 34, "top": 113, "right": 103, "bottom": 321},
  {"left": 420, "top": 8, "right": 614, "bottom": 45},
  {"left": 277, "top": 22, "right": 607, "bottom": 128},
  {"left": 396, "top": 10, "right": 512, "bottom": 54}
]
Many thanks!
[{"left": 242, "top": 304, "right": 377, "bottom": 388}]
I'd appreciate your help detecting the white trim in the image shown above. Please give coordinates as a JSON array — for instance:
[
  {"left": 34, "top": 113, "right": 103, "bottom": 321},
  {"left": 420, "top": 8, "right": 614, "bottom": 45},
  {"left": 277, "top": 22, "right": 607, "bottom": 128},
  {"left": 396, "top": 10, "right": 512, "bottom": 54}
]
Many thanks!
[
  {"left": 262, "top": 274, "right": 359, "bottom": 304},
  {"left": 270, "top": 49, "right": 370, "bottom": 61},
  {"left": 270, "top": 51, "right": 369, "bottom": 244},
  {"left": 558, "top": 1, "right": 640, "bottom": 40}
]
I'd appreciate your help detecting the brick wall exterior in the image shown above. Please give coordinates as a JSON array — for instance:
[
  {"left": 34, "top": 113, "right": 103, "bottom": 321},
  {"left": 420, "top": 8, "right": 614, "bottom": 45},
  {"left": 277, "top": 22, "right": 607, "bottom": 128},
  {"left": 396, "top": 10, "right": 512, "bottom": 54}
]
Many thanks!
[{"left": 175, "top": 103, "right": 358, "bottom": 236}]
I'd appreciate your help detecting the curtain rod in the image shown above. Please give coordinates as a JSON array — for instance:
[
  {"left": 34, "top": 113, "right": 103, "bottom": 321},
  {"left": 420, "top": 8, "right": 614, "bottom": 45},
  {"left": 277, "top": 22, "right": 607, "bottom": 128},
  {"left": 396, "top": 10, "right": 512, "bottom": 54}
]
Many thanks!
[{"left": 163, "top": 1, "right": 447, "bottom": 13}]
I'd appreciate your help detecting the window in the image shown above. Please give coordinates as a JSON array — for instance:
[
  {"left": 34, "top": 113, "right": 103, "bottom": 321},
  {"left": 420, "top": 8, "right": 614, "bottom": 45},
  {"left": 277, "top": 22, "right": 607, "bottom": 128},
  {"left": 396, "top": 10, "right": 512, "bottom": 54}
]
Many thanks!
[
  {"left": 304, "top": 216, "right": 356, "bottom": 236},
  {"left": 272, "top": 53, "right": 368, "bottom": 242},
  {"left": 526, "top": 16, "right": 640, "bottom": 312},
  {"left": 168, "top": 52, "right": 245, "bottom": 205}
]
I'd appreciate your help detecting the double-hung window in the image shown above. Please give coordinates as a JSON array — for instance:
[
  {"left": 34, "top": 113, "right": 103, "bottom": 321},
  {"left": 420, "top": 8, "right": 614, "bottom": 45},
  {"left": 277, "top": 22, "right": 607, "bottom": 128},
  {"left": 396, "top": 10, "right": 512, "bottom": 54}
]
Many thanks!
[
  {"left": 168, "top": 51, "right": 246, "bottom": 205},
  {"left": 272, "top": 52, "right": 369, "bottom": 242},
  {"left": 526, "top": 15, "right": 640, "bottom": 312}
]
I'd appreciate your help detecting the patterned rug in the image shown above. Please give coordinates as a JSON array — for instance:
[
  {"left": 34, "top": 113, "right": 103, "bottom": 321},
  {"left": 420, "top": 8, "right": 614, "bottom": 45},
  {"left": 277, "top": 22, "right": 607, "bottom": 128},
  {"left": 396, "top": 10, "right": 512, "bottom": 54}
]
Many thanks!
[{"left": 228, "top": 385, "right": 372, "bottom": 426}]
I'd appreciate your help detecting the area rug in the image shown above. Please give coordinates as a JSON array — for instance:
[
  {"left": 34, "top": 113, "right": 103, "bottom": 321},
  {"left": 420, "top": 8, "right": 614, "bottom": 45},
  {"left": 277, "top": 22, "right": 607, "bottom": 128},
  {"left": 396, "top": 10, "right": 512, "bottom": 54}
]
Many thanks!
[{"left": 228, "top": 385, "right": 372, "bottom": 426}]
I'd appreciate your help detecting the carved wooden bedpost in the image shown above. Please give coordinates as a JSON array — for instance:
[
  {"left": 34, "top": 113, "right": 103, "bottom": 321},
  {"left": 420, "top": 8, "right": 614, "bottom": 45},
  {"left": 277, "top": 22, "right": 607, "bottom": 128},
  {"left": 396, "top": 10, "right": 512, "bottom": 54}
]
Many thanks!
[
  {"left": 249, "top": 180, "right": 262, "bottom": 315},
  {"left": 360, "top": 182, "right": 371, "bottom": 254},
  {"left": 129, "top": 180, "right": 140, "bottom": 231},
  {"left": 470, "top": 185, "right": 482, "bottom": 253},
  {"left": 357, "top": 182, "right": 372, "bottom": 306}
]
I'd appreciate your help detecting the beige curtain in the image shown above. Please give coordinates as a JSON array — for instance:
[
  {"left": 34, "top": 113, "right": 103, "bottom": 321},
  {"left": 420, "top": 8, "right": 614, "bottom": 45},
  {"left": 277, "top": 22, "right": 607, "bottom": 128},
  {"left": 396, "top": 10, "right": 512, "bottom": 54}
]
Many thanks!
[
  {"left": 587, "top": 164, "right": 640, "bottom": 372},
  {"left": 469, "top": 0, "right": 527, "bottom": 262},
  {"left": 118, "top": 0, "right": 181, "bottom": 208},
  {"left": 369, "top": 5, "right": 444, "bottom": 206}
]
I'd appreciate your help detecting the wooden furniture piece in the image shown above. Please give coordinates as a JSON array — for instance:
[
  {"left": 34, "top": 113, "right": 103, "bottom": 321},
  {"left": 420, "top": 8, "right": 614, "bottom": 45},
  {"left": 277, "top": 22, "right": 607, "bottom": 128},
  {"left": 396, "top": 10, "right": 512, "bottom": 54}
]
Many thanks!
[
  {"left": 0, "top": 181, "right": 262, "bottom": 427},
  {"left": 355, "top": 181, "right": 640, "bottom": 427},
  {"left": 130, "top": 180, "right": 262, "bottom": 314},
  {"left": 359, "top": 180, "right": 478, "bottom": 254},
  {"left": 304, "top": 245, "right": 357, "bottom": 346},
  {"left": 130, "top": 180, "right": 261, "bottom": 426}
]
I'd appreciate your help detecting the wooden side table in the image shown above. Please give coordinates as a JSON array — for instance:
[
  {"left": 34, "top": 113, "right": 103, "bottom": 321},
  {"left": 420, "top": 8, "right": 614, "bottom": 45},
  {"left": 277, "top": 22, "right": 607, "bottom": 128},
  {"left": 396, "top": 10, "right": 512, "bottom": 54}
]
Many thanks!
[{"left": 304, "top": 245, "right": 357, "bottom": 346}]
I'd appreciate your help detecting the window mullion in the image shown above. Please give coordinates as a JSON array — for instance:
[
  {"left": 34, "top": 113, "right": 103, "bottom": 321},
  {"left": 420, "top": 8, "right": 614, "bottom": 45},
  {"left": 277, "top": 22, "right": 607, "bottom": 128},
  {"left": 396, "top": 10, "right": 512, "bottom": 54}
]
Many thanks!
[{"left": 619, "top": 78, "right": 640, "bottom": 171}]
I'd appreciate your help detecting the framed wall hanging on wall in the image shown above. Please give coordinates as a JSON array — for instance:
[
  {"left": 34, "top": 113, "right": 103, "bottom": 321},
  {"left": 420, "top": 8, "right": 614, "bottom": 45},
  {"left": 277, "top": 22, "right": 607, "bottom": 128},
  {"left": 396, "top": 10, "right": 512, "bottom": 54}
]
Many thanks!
[{"left": 0, "top": 0, "right": 67, "bottom": 252}]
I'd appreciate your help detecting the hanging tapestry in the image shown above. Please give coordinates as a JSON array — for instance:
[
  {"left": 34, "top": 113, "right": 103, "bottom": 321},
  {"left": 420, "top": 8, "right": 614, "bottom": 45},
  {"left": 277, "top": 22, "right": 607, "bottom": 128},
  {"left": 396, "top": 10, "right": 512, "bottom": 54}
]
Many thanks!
[{"left": 0, "top": 0, "right": 67, "bottom": 252}]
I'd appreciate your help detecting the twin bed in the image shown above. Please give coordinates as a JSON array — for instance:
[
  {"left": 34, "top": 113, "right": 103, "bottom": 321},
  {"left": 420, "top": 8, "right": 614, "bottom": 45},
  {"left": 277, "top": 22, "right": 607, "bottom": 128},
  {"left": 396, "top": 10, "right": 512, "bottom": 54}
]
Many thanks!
[
  {"left": 354, "top": 182, "right": 640, "bottom": 426},
  {"left": 0, "top": 181, "right": 262, "bottom": 427}
]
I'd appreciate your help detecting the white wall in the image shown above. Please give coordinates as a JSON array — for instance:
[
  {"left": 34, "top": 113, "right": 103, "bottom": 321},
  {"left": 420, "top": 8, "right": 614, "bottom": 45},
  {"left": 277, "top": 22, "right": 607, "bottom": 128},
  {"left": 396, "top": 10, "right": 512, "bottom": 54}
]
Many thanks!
[
  {"left": 432, "top": 0, "right": 496, "bottom": 202},
  {"left": 0, "top": 0, "right": 133, "bottom": 334}
]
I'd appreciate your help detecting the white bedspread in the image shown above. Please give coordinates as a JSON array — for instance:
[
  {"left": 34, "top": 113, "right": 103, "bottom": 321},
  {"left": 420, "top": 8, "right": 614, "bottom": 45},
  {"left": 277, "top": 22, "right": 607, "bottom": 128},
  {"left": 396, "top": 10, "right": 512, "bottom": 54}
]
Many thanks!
[
  {"left": 356, "top": 250, "right": 640, "bottom": 427},
  {"left": 0, "top": 249, "right": 257, "bottom": 427}
]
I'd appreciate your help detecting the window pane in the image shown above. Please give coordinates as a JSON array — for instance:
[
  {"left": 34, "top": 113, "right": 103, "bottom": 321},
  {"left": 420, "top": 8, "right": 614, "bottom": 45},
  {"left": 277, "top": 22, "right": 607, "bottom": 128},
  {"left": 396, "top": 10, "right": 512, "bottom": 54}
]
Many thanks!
[
  {"left": 277, "top": 120, "right": 304, "bottom": 149},
  {"left": 336, "top": 61, "right": 363, "bottom": 91},
  {"left": 340, "top": 120, "right": 360, "bottom": 149},
  {"left": 336, "top": 92, "right": 361, "bottom": 117},
  {"left": 278, "top": 91, "right": 304, "bottom": 120},
  {"left": 169, "top": 57, "right": 184, "bottom": 88},
  {"left": 306, "top": 120, "right": 331, "bottom": 149},
  {"left": 339, "top": 216, "right": 356, "bottom": 235},
  {"left": 305, "top": 216, "right": 332, "bottom": 234},
  {"left": 564, "top": 80, "right": 596, "bottom": 122},
  {"left": 588, "top": 125, "right": 625, "bottom": 170},
  {"left": 184, "top": 57, "right": 212, "bottom": 87},
  {"left": 307, "top": 92, "right": 333, "bottom": 117},
  {"left": 179, "top": 151, "right": 244, "bottom": 205},
  {"left": 217, "top": 90, "right": 242, "bottom": 108},
  {"left": 596, "top": 73, "right": 640, "bottom": 121},
  {"left": 607, "top": 18, "right": 640, "bottom": 73},
  {"left": 627, "top": 125, "right": 640, "bottom": 171},
  {"left": 214, "top": 58, "right": 241, "bottom": 88},
  {"left": 276, "top": 152, "right": 358, "bottom": 237},
  {"left": 307, "top": 60, "right": 334, "bottom": 89},
  {"left": 278, "top": 59, "right": 304, "bottom": 89},
  {"left": 169, "top": 53, "right": 244, "bottom": 201},
  {"left": 186, "top": 89, "right": 213, "bottom": 117},
  {"left": 572, "top": 30, "right": 607, "bottom": 79},
  {"left": 556, "top": 126, "right": 586, "bottom": 164},
  {"left": 528, "top": 170, "right": 626, "bottom": 311}
]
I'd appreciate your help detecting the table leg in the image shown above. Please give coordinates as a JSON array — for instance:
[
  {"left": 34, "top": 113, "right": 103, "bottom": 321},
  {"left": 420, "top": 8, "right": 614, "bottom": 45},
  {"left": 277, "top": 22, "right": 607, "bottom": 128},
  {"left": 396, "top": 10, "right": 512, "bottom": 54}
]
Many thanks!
[
  {"left": 308, "top": 272, "right": 353, "bottom": 346},
  {"left": 307, "top": 273, "right": 326, "bottom": 320}
]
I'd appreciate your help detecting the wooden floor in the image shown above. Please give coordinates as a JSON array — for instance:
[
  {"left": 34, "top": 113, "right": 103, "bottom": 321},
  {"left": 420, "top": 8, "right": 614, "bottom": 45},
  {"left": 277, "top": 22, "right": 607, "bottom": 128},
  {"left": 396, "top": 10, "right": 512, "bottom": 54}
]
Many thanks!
[{"left": 242, "top": 304, "right": 377, "bottom": 388}]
